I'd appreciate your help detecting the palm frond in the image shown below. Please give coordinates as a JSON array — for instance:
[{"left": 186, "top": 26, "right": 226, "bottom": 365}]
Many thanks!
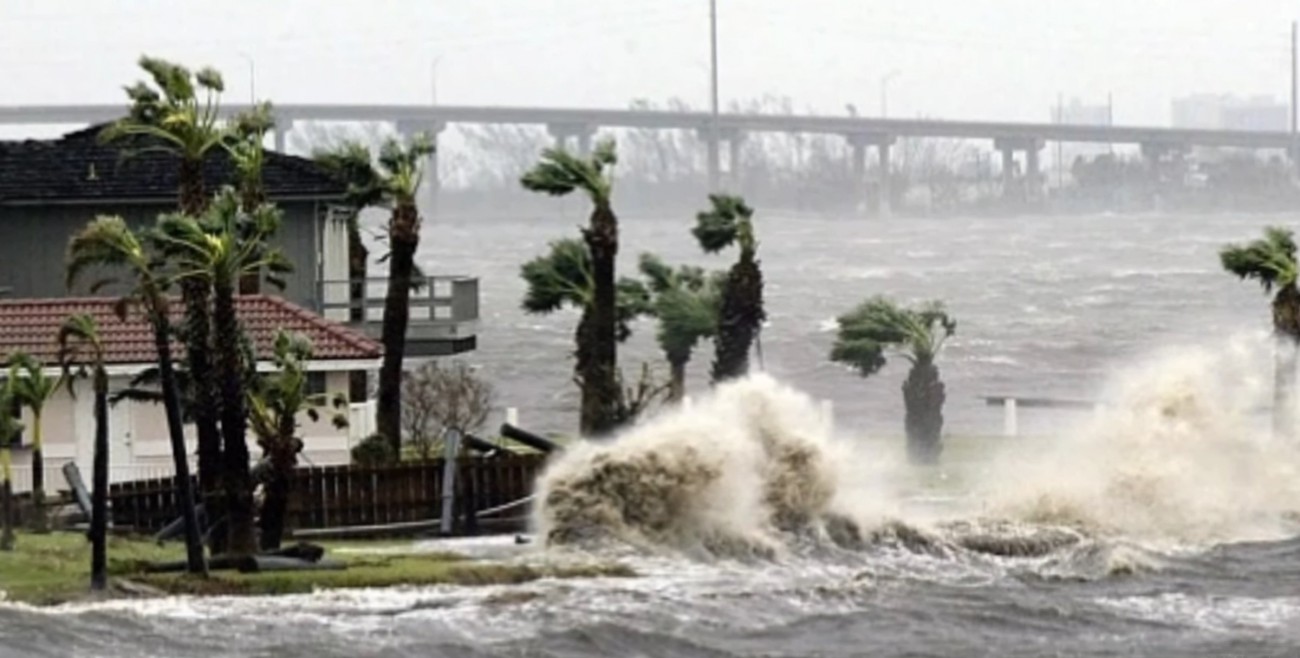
[
  {"left": 1220, "top": 226, "right": 1299, "bottom": 293},
  {"left": 830, "top": 296, "right": 956, "bottom": 377},
  {"left": 692, "top": 193, "right": 754, "bottom": 254},
  {"left": 520, "top": 142, "right": 617, "bottom": 205},
  {"left": 519, "top": 239, "right": 594, "bottom": 314}
]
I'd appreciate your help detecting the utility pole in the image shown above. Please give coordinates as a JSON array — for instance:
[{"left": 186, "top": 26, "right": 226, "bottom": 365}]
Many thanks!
[
  {"left": 431, "top": 55, "right": 443, "bottom": 106},
  {"left": 237, "top": 52, "right": 255, "bottom": 104},
  {"left": 1056, "top": 92, "right": 1064, "bottom": 190},
  {"left": 1291, "top": 21, "right": 1297, "bottom": 138},
  {"left": 708, "top": 0, "right": 720, "bottom": 192},
  {"left": 880, "top": 70, "right": 900, "bottom": 118}
]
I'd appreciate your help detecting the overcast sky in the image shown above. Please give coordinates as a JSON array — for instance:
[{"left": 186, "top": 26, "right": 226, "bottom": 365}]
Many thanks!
[{"left": 1, "top": 0, "right": 1296, "bottom": 130}]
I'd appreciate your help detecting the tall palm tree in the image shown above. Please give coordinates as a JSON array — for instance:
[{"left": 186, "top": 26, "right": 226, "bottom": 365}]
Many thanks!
[
  {"left": 66, "top": 216, "right": 207, "bottom": 574},
  {"left": 104, "top": 56, "right": 228, "bottom": 526},
  {"left": 521, "top": 140, "right": 623, "bottom": 436},
  {"left": 693, "top": 194, "right": 764, "bottom": 383},
  {"left": 314, "top": 141, "right": 384, "bottom": 401},
  {"left": 638, "top": 254, "right": 721, "bottom": 401},
  {"left": 57, "top": 314, "right": 110, "bottom": 591},
  {"left": 247, "top": 331, "right": 347, "bottom": 550},
  {"left": 155, "top": 190, "right": 291, "bottom": 555},
  {"left": 830, "top": 297, "right": 956, "bottom": 464},
  {"left": 0, "top": 381, "right": 20, "bottom": 552},
  {"left": 8, "top": 353, "right": 60, "bottom": 533},
  {"left": 1221, "top": 226, "right": 1300, "bottom": 439},
  {"left": 229, "top": 101, "right": 275, "bottom": 295}
]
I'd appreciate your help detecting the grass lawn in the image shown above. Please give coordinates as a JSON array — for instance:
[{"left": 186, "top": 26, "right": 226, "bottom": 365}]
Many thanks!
[{"left": 0, "top": 532, "right": 633, "bottom": 606}]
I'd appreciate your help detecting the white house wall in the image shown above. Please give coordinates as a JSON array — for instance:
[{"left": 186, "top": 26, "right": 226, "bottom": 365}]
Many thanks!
[{"left": 9, "top": 370, "right": 358, "bottom": 493}]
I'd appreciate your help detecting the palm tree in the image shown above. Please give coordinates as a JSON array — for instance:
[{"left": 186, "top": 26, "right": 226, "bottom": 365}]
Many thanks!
[
  {"left": 104, "top": 56, "right": 229, "bottom": 527},
  {"left": 830, "top": 297, "right": 956, "bottom": 464},
  {"left": 8, "top": 353, "right": 60, "bottom": 533},
  {"left": 229, "top": 101, "right": 275, "bottom": 295},
  {"left": 155, "top": 190, "right": 291, "bottom": 556},
  {"left": 693, "top": 194, "right": 764, "bottom": 383},
  {"left": 521, "top": 140, "right": 623, "bottom": 436},
  {"left": 247, "top": 331, "right": 347, "bottom": 550},
  {"left": 57, "top": 314, "right": 110, "bottom": 591},
  {"left": 1221, "top": 226, "right": 1300, "bottom": 439},
  {"left": 0, "top": 381, "right": 21, "bottom": 552},
  {"left": 66, "top": 216, "right": 207, "bottom": 574},
  {"left": 638, "top": 254, "right": 721, "bottom": 401},
  {"left": 313, "top": 141, "right": 384, "bottom": 401}
]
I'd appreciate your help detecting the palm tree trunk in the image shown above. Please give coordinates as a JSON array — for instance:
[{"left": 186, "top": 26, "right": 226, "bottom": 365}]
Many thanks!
[
  {"left": 712, "top": 252, "right": 764, "bottom": 383},
  {"left": 582, "top": 204, "right": 621, "bottom": 437},
  {"left": 0, "top": 448, "right": 13, "bottom": 551},
  {"left": 667, "top": 355, "right": 688, "bottom": 403},
  {"left": 154, "top": 318, "right": 207, "bottom": 575},
  {"left": 30, "top": 418, "right": 45, "bottom": 533},
  {"left": 902, "top": 358, "right": 945, "bottom": 465},
  {"left": 90, "top": 374, "right": 109, "bottom": 591},
  {"left": 181, "top": 280, "right": 224, "bottom": 553},
  {"left": 347, "top": 213, "right": 369, "bottom": 402},
  {"left": 1272, "top": 285, "right": 1300, "bottom": 440},
  {"left": 179, "top": 158, "right": 207, "bottom": 216},
  {"left": 376, "top": 203, "right": 420, "bottom": 454},
  {"left": 214, "top": 284, "right": 256, "bottom": 556}
]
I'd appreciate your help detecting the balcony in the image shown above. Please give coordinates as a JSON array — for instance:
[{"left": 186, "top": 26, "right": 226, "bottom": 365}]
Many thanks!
[{"left": 318, "top": 276, "right": 478, "bottom": 356}]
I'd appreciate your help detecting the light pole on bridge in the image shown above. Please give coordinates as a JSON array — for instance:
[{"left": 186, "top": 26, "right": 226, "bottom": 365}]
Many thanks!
[{"left": 880, "top": 70, "right": 900, "bottom": 119}]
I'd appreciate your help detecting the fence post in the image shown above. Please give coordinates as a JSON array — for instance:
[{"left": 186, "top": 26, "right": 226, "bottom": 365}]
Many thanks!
[
  {"left": 505, "top": 407, "right": 519, "bottom": 428},
  {"left": 439, "top": 428, "right": 461, "bottom": 535},
  {"left": 1003, "top": 398, "right": 1019, "bottom": 437}
]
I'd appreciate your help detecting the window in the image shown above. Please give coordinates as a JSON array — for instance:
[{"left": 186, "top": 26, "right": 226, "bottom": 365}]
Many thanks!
[{"left": 307, "top": 372, "right": 328, "bottom": 397}]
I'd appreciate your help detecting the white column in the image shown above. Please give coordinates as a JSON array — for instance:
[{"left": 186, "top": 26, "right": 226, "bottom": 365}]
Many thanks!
[
  {"left": 505, "top": 407, "right": 519, "bottom": 427},
  {"left": 1003, "top": 398, "right": 1019, "bottom": 437}
]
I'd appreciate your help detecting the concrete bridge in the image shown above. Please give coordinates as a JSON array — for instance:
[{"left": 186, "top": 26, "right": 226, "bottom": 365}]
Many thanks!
[{"left": 4, "top": 102, "right": 1297, "bottom": 210}]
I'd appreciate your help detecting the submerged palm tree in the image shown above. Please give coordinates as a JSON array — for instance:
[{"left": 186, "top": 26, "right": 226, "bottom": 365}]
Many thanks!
[
  {"left": 8, "top": 353, "right": 60, "bottom": 534},
  {"left": 521, "top": 141, "right": 624, "bottom": 436},
  {"left": 155, "top": 190, "right": 291, "bottom": 556},
  {"left": 0, "top": 381, "right": 21, "bottom": 552},
  {"left": 66, "top": 216, "right": 207, "bottom": 573},
  {"left": 830, "top": 297, "right": 956, "bottom": 464},
  {"left": 57, "top": 314, "right": 110, "bottom": 590},
  {"left": 104, "top": 56, "right": 229, "bottom": 523},
  {"left": 247, "top": 331, "right": 347, "bottom": 550},
  {"left": 638, "top": 254, "right": 721, "bottom": 401},
  {"left": 693, "top": 194, "right": 764, "bottom": 383},
  {"left": 1221, "top": 226, "right": 1300, "bottom": 439}
]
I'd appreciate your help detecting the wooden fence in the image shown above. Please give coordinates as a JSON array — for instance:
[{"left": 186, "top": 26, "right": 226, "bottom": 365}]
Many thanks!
[{"left": 107, "top": 455, "right": 547, "bottom": 535}]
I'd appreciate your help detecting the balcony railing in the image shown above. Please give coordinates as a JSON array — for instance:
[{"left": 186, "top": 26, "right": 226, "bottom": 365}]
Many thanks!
[{"left": 318, "top": 276, "right": 479, "bottom": 344}]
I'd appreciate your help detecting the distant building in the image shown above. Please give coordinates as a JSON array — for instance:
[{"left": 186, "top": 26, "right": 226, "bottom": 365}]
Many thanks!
[{"left": 1171, "top": 94, "right": 1289, "bottom": 132}]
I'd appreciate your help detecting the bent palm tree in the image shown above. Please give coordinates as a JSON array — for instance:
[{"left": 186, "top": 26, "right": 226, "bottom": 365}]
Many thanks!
[
  {"left": 831, "top": 297, "right": 956, "bottom": 464},
  {"left": 521, "top": 141, "right": 624, "bottom": 436},
  {"left": 66, "top": 216, "right": 207, "bottom": 574},
  {"left": 156, "top": 190, "right": 291, "bottom": 556},
  {"left": 8, "top": 354, "right": 60, "bottom": 533},
  {"left": 0, "top": 382, "right": 20, "bottom": 551},
  {"left": 57, "top": 314, "right": 110, "bottom": 590},
  {"left": 1221, "top": 226, "right": 1300, "bottom": 439},
  {"left": 638, "top": 254, "right": 721, "bottom": 401},
  {"left": 105, "top": 56, "right": 229, "bottom": 526},
  {"left": 694, "top": 194, "right": 764, "bottom": 383},
  {"left": 248, "top": 331, "right": 347, "bottom": 550},
  {"left": 322, "top": 137, "right": 435, "bottom": 454}
]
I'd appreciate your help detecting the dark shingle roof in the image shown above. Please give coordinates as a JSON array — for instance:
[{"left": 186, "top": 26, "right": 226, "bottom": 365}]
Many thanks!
[
  {"left": 0, "top": 295, "right": 381, "bottom": 366},
  {"left": 0, "top": 123, "right": 346, "bottom": 204}
]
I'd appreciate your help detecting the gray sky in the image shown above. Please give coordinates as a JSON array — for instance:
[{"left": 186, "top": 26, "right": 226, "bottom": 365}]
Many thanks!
[{"left": 1, "top": 0, "right": 1296, "bottom": 129}]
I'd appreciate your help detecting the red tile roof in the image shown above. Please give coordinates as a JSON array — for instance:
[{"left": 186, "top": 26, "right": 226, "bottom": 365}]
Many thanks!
[{"left": 0, "top": 295, "right": 381, "bottom": 366}]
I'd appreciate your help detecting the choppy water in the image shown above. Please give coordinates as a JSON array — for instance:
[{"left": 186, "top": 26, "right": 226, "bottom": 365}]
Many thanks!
[
  {"left": 419, "top": 209, "right": 1294, "bottom": 437},
  {"left": 5, "top": 210, "right": 1300, "bottom": 657}
]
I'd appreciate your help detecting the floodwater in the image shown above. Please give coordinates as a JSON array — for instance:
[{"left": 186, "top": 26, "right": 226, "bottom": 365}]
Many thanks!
[{"left": 4, "top": 210, "right": 1300, "bottom": 657}]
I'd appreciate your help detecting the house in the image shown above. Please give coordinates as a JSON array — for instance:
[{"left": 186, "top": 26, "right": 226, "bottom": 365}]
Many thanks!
[
  {"left": 0, "top": 123, "right": 478, "bottom": 358},
  {"left": 0, "top": 295, "right": 381, "bottom": 493}
]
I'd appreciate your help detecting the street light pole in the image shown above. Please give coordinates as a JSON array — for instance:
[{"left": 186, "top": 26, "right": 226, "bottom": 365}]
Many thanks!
[
  {"left": 708, "top": 0, "right": 720, "bottom": 191},
  {"left": 431, "top": 55, "right": 443, "bottom": 106},
  {"left": 880, "top": 70, "right": 900, "bottom": 118}
]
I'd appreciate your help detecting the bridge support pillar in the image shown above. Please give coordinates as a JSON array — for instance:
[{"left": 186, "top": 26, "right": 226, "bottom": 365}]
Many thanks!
[
  {"left": 994, "top": 137, "right": 1044, "bottom": 203},
  {"left": 698, "top": 127, "right": 745, "bottom": 193},
  {"left": 271, "top": 119, "right": 293, "bottom": 153},
  {"left": 548, "top": 124, "right": 596, "bottom": 155},
  {"left": 396, "top": 120, "right": 446, "bottom": 217},
  {"left": 846, "top": 133, "right": 896, "bottom": 216}
]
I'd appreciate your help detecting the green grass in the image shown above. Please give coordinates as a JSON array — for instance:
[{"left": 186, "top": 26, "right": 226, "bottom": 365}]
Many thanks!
[{"left": 0, "top": 532, "right": 633, "bottom": 606}]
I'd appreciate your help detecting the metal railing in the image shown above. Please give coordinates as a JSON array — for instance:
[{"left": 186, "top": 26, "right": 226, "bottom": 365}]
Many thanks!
[{"left": 317, "top": 276, "right": 479, "bottom": 330}]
